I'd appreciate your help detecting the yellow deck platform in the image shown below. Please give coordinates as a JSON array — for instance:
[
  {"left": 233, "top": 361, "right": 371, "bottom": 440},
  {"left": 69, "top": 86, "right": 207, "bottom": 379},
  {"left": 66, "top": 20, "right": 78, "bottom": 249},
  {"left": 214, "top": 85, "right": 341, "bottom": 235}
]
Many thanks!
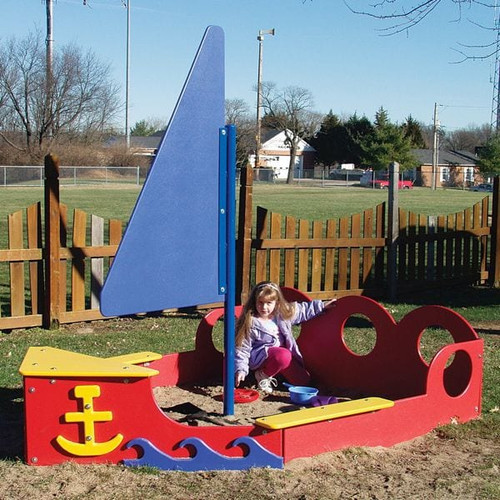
[
  {"left": 255, "top": 397, "right": 394, "bottom": 430},
  {"left": 19, "top": 347, "right": 162, "bottom": 378}
]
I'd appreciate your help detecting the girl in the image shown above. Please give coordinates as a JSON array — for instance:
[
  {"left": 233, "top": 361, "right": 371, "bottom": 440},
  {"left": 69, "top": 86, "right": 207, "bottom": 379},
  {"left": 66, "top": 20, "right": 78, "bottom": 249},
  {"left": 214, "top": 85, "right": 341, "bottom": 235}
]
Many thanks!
[{"left": 234, "top": 281, "right": 336, "bottom": 394}]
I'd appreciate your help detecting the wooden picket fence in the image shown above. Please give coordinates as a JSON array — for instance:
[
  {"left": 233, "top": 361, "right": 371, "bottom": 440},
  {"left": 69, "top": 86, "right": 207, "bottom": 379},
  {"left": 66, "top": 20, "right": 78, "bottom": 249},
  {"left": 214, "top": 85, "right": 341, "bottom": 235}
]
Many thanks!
[
  {"left": 0, "top": 202, "right": 122, "bottom": 331},
  {"left": 237, "top": 167, "right": 500, "bottom": 302},
  {"left": 241, "top": 200, "right": 492, "bottom": 301},
  {"left": 397, "top": 198, "right": 491, "bottom": 289},
  {"left": 250, "top": 204, "right": 387, "bottom": 299},
  {"left": 3, "top": 202, "right": 44, "bottom": 329},
  {"left": 0, "top": 155, "right": 123, "bottom": 330},
  {"left": 1, "top": 160, "right": 499, "bottom": 331}
]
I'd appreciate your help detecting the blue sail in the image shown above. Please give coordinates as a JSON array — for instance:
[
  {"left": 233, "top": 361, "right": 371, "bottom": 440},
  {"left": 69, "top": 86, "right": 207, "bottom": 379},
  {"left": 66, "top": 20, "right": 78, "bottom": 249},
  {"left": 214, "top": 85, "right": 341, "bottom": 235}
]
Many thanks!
[{"left": 100, "top": 26, "right": 225, "bottom": 316}]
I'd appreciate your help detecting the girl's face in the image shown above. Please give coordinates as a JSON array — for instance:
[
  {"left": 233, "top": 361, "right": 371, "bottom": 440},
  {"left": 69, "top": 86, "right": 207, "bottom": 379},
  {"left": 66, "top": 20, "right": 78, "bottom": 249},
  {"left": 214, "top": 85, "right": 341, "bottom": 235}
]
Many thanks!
[{"left": 255, "top": 294, "right": 277, "bottom": 320}]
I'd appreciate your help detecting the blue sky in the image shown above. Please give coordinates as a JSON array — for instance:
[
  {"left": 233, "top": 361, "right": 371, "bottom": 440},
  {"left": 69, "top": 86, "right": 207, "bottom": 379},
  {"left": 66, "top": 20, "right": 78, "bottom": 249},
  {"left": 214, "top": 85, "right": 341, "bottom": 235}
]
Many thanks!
[{"left": 2, "top": 0, "right": 495, "bottom": 134}]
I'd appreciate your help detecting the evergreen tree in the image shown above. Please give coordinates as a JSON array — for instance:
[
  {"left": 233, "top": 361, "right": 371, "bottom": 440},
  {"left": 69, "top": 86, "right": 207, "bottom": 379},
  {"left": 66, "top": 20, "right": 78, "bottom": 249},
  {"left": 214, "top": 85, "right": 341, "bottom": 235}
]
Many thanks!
[
  {"left": 345, "top": 114, "right": 374, "bottom": 167},
  {"left": 310, "top": 111, "right": 350, "bottom": 166},
  {"left": 402, "top": 115, "right": 426, "bottom": 148},
  {"left": 130, "top": 119, "right": 158, "bottom": 137},
  {"left": 374, "top": 107, "right": 390, "bottom": 128},
  {"left": 477, "top": 134, "right": 500, "bottom": 174},
  {"left": 361, "top": 108, "right": 416, "bottom": 170},
  {"left": 310, "top": 112, "right": 375, "bottom": 168}
]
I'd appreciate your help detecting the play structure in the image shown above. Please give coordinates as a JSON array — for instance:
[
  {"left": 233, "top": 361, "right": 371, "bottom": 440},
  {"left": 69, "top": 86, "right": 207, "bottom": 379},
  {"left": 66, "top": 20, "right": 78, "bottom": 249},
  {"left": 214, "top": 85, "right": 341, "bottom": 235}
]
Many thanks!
[
  {"left": 19, "top": 26, "right": 483, "bottom": 471},
  {"left": 20, "top": 293, "right": 483, "bottom": 469}
]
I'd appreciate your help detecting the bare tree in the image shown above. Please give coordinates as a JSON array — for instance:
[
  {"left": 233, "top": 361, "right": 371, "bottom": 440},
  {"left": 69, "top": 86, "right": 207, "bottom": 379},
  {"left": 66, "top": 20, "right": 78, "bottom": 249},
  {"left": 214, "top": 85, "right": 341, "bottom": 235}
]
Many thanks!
[
  {"left": 0, "top": 32, "right": 44, "bottom": 153},
  {"left": 443, "top": 124, "right": 491, "bottom": 150},
  {"left": 225, "top": 98, "right": 256, "bottom": 168},
  {"left": 225, "top": 98, "right": 250, "bottom": 124},
  {"left": 345, "top": 1, "right": 495, "bottom": 37},
  {"left": 0, "top": 31, "right": 121, "bottom": 160},
  {"left": 344, "top": 0, "right": 500, "bottom": 66},
  {"left": 260, "top": 82, "right": 321, "bottom": 183}
]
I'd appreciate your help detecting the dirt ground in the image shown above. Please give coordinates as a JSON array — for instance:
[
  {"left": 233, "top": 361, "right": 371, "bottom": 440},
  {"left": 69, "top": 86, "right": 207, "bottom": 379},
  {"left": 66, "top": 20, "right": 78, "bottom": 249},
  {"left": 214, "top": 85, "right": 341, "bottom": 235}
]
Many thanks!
[
  {"left": 0, "top": 378, "right": 498, "bottom": 500},
  {"left": 153, "top": 380, "right": 322, "bottom": 426}
]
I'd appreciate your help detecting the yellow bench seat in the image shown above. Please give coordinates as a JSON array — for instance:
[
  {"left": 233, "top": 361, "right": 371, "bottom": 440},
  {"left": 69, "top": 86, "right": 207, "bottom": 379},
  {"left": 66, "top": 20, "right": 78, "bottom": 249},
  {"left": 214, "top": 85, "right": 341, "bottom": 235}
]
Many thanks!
[{"left": 255, "top": 397, "right": 394, "bottom": 430}]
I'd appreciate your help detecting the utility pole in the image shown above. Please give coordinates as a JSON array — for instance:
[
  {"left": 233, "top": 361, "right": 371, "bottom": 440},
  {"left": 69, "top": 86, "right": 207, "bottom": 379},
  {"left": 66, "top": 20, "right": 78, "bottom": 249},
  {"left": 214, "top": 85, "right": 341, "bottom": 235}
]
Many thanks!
[
  {"left": 432, "top": 102, "right": 439, "bottom": 191},
  {"left": 45, "top": 0, "right": 54, "bottom": 139},
  {"left": 255, "top": 29, "right": 275, "bottom": 169},
  {"left": 125, "top": 0, "right": 131, "bottom": 149},
  {"left": 491, "top": 5, "right": 500, "bottom": 133},
  {"left": 45, "top": 0, "right": 53, "bottom": 83}
]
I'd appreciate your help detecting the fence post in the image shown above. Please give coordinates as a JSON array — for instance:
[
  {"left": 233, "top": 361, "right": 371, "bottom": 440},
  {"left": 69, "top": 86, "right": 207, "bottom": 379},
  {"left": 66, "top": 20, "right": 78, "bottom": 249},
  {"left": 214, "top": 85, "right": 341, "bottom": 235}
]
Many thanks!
[
  {"left": 490, "top": 176, "right": 500, "bottom": 287},
  {"left": 427, "top": 216, "right": 436, "bottom": 281},
  {"left": 387, "top": 162, "right": 399, "bottom": 300},
  {"left": 236, "top": 166, "right": 253, "bottom": 304},
  {"left": 44, "top": 154, "right": 61, "bottom": 329}
]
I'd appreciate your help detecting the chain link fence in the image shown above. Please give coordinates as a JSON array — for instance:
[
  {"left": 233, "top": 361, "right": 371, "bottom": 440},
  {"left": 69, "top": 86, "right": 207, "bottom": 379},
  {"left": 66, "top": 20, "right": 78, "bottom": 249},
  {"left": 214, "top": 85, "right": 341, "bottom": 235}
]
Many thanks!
[
  {"left": 241, "top": 166, "right": 497, "bottom": 190},
  {"left": 3, "top": 165, "right": 495, "bottom": 190},
  {"left": 0, "top": 166, "right": 142, "bottom": 187},
  {"left": 237, "top": 166, "right": 365, "bottom": 187}
]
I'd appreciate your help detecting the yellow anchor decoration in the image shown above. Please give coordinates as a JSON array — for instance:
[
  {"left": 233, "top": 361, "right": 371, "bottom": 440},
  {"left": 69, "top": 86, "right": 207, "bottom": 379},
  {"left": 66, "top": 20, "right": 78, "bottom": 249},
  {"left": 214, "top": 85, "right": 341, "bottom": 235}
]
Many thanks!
[{"left": 56, "top": 385, "right": 123, "bottom": 457}]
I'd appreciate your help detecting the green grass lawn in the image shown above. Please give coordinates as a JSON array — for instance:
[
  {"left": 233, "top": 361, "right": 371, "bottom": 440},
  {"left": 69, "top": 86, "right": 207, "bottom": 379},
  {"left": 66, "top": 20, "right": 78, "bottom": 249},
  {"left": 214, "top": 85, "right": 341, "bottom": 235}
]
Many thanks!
[
  {"left": 0, "top": 183, "right": 498, "bottom": 495},
  {"left": 0, "top": 183, "right": 491, "bottom": 232},
  {"left": 0, "top": 186, "right": 141, "bottom": 227},
  {"left": 251, "top": 184, "right": 491, "bottom": 219}
]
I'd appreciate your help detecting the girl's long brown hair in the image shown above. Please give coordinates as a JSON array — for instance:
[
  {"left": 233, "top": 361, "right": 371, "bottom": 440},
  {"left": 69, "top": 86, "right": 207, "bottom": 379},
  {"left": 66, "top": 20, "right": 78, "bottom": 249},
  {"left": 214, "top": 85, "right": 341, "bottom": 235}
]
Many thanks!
[{"left": 235, "top": 282, "right": 294, "bottom": 347}]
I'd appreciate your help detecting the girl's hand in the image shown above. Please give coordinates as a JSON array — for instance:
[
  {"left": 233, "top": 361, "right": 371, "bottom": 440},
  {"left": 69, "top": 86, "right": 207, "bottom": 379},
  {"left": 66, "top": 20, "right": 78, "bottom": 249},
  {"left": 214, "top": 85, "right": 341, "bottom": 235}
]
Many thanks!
[
  {"left": 323, "top": 299, "right": 337, "bottom": 309},
  {"left": 235, "top": 371, "right": 246, "bottom": 387}
]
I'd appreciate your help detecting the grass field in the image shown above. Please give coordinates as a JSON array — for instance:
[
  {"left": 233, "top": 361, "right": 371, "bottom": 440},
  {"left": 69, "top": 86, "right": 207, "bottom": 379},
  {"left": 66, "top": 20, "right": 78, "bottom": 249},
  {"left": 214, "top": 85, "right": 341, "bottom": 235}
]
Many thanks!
[
  {"left": 0, "top": 183, "right": 491, "bottom": 253},
  {"left": 0, "top": 183, "right": 498, "bottom": 498},
  {"left": 0, "top": 183, "right": 491, "bottom": 226}
]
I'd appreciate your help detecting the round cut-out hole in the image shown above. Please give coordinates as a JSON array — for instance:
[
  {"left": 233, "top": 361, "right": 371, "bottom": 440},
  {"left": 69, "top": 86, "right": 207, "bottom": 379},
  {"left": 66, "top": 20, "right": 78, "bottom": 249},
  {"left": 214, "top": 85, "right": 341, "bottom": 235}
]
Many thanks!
[
  {"left": 443, "top": 350, "right": 472, "bottom": 398},
  {"left": 341, "top": 314, "right": 377, "bottom": 356},
  {"left": 419, "top": 327, "right": 455, "bottom": 365}
]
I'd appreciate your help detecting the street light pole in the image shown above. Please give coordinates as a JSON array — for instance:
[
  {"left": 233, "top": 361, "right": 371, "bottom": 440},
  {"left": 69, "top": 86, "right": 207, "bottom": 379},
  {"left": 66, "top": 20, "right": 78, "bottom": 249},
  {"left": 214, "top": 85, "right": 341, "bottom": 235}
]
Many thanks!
[{"left": 255, "top": 28, "right": 275, "bottom": 169}]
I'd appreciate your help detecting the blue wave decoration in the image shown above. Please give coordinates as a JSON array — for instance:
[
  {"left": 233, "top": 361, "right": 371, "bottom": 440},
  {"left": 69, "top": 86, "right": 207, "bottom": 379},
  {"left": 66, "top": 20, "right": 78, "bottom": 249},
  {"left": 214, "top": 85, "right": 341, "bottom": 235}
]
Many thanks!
[{"left": 123, "top": 436, "right": 283, "bottom": 471}]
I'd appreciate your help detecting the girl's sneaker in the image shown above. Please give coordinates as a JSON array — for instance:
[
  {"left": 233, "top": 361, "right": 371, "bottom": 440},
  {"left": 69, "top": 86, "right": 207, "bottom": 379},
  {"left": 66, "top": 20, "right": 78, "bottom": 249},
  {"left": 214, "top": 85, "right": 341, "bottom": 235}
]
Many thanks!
[{"left": 255, "top": 370, "right": 277, "bottom": 394}]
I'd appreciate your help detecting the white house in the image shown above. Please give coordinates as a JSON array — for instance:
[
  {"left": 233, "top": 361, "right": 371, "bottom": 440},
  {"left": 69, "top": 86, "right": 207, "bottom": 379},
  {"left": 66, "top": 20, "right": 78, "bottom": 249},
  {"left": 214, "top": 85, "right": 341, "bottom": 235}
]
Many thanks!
[{"left": 249, "top": 130, "right": 316, "bottom": 180}]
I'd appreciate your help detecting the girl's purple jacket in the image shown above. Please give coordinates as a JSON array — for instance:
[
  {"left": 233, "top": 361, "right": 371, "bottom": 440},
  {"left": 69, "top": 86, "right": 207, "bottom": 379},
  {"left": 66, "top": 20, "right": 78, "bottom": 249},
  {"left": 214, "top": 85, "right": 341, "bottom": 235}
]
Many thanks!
[{"left": 235, "top": 300, "right": 325, "bottom": 376}]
